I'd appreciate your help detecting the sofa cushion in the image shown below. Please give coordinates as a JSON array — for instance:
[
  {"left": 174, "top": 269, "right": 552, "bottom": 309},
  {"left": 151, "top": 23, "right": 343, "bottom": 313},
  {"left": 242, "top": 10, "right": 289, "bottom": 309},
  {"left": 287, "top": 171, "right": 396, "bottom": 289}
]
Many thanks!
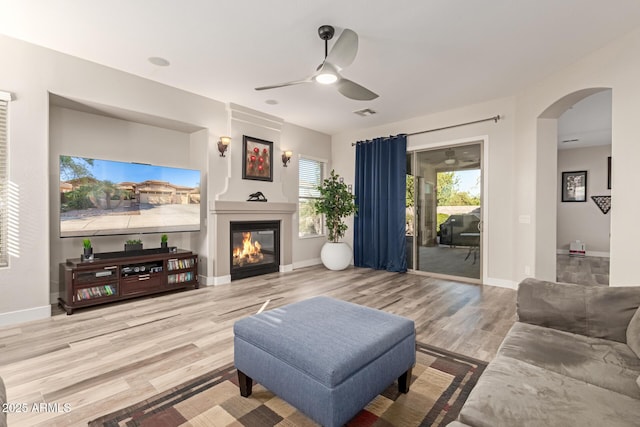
[
  {"left": 498, "top": 322, "right": 640, "bottom": 398},
  {"left": 517, "top": 279, "right": 640, "bottom": 343},
  {"left": 587, "top": 286, "right": 640, "bottom": 342},
  {"left": 627, "top": 306, "right": 640, "bottom": 358},
  {"left": 459, "top": 355, "right": 640, "bottom": 427},
  {"left": 517, "top": 278, "right": 587, "bottom": 335}
]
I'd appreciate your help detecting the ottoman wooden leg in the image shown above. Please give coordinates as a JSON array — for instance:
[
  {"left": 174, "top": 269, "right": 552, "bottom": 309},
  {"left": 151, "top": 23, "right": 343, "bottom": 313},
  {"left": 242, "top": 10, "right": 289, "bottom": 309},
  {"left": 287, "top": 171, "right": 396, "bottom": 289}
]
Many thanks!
[
  {"left": 398, "top": 368, "right": 412, "bottom": 393},
  {"left": 238, "top": 370, "right": 253, "bottom": 397}
]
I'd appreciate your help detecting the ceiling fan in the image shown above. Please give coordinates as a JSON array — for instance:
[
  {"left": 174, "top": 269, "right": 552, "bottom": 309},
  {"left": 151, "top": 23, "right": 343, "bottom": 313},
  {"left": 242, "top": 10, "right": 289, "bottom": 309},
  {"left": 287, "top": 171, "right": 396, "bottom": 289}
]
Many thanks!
[
  {"left": 255, "top": 25, "right": 379, "bottom": 101},
  {"left": 443, "top": 149, "right": 457, "bottom": 165},
  {"left": 435, "top": 149, "right": 480, "bottom": 169}
]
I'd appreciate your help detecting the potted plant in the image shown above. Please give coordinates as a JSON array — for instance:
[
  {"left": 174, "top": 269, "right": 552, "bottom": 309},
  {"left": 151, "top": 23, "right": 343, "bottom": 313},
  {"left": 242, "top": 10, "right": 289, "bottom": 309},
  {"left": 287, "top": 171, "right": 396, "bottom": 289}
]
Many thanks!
[
  {"left": 314, "top": 170, "right": 358, "bottom": 270},
  {"left": 125, "top": 239, "right": 143, "bottom": 251},
  {"left": 82, "top": 239, "right": 93, "bottom": 261},
  {"left": 161, "top": 234, "right": 168, "bottom": 249}
]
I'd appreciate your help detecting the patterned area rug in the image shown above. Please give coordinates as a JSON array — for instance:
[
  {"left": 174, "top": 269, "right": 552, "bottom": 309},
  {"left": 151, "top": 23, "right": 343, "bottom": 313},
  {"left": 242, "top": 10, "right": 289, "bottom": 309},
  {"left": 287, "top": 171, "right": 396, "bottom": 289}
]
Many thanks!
[{"left": 89, "top": 343, "right": 486, "bottom": 427}]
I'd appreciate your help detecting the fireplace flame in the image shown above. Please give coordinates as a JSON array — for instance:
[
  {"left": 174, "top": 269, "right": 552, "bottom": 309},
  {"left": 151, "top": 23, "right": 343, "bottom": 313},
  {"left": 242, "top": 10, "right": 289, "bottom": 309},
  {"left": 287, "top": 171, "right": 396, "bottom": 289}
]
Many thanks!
[{"left": 233, "top": 232, "right": 264, "bottom": 266}]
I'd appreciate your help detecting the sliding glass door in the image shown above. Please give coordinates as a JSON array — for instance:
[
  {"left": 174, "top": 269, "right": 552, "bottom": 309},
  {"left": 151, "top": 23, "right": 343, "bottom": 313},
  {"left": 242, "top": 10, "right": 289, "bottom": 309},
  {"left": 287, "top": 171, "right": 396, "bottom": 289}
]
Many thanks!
[{"left": 406, "top": 142, "right": 483, "bottom": 281}]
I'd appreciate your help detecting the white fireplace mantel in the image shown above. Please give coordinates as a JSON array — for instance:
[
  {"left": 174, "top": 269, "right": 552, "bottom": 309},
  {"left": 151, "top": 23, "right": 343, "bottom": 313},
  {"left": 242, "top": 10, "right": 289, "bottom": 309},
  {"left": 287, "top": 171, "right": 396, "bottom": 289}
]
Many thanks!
[
  {"left": 209, "top": 201, "right": 297, "bottom": 285},
  {"left": 210, "top": 200, "right": 297, "bottom": 215}
]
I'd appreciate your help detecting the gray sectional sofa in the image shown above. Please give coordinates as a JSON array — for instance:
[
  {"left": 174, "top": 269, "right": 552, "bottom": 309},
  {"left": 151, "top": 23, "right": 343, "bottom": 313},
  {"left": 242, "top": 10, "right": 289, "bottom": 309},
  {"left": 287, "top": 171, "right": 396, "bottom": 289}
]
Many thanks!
[
  {"left": 453, "top": 278, "right": 640, "bottom": 427},
  {"left": 1, "top": 375, "right": 6, "bottom": 427}
]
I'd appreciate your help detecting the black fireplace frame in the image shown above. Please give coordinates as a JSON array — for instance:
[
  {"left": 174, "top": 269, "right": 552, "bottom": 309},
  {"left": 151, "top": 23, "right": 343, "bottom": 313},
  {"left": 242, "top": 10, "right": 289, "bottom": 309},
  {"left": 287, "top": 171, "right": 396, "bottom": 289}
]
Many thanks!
[{"left": 230, "top": 220, "right": 280, "bottom": 280}]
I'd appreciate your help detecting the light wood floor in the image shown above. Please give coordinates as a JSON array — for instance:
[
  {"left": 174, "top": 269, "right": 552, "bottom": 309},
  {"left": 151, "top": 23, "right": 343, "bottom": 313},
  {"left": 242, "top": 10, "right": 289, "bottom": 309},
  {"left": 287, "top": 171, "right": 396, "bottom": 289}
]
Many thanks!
[{"left": 0, "top": 266, "right": 516, "bottom": 426}]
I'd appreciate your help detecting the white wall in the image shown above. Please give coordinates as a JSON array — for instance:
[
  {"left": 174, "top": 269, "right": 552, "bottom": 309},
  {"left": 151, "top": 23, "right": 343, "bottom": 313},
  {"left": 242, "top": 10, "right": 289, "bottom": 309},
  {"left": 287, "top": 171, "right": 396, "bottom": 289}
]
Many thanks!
[
  {"left": 0, "top": 34, "right": 331, "bottom": 326},
  {"left": 332, "top": 97, "right": 517, "bottom": 287},
  {"left": 557, "top": 145, "right": 611, "bottom": 255},
  {"left": 281, "top": 122, "right": 332, "bottom": 268},
  {"left": 516, "top": 27, "right": 640, "bottom": 286},
  {"left": 0, "top": 34, "right": 228, "bottom": 325},
  {"left": 333, "top": 26, "right": 640, "bottom": 288}
]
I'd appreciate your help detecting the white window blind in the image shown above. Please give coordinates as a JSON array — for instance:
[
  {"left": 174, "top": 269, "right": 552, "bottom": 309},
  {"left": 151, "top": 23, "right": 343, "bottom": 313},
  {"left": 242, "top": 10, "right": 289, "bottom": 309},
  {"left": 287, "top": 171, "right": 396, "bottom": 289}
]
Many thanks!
[
  {"left": 298, "top": 157, "right": 324, "bottom": 237},
  {"left": 0, "top": 91, "right": 10, "bottom": 267}
]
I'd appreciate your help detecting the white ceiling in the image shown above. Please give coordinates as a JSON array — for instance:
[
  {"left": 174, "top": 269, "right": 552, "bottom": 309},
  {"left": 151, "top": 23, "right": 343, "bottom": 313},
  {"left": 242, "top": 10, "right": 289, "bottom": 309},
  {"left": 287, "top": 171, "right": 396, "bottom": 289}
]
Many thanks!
[
  {"left": 1, "top": 1, "right": 639, "bottom": 136},
  {"left": 557, "top": 90, "right": 612, "bottom": 150}
]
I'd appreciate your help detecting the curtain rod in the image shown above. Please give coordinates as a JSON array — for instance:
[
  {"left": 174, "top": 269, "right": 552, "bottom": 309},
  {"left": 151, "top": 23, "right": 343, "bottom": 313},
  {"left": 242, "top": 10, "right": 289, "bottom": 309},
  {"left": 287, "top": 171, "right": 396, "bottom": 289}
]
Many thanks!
[{"left": 351, "top": 115, "right": 501, "bottom": 146}]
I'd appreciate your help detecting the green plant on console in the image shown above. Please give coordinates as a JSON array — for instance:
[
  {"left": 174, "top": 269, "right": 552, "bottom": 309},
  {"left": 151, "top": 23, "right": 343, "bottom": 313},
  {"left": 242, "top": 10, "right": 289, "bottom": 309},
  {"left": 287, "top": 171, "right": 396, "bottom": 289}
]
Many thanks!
[
  {"left": 313, "top": 170, "right": 358, "bottom": 243},
  {"left": 161, "top": 234, "right": 168, "bottom": 243},
  {"left": 126, "top": 239, "right": 142, "bottom": 245},
  {"left": 82, "top": 239, "right": 92, "bottom": 249}
]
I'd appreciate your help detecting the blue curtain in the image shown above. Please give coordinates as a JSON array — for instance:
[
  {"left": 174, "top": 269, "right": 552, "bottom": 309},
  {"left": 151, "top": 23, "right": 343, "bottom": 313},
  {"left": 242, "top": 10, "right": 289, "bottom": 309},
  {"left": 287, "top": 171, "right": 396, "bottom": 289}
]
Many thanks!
[{"left": 354, "top": 135, "right": 407, "bottom": 272}]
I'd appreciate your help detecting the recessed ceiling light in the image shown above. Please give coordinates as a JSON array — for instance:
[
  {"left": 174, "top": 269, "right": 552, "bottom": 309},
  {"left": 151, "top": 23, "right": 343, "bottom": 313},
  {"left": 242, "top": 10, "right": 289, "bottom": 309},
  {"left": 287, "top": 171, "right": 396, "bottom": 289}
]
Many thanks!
[
  {"left": 148, "top": 56, "right": 170, "bottom": 67},
  {"left": 265, "top": 99, "right": 279, "bottom": 105}
]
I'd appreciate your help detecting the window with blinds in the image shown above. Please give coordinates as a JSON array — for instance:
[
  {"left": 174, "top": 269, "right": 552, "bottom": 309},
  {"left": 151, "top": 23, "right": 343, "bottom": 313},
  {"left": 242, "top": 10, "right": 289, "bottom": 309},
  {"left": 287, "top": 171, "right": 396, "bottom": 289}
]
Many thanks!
[
  {"left": 0, "top": 92, "right": 9, "bottom": 267},
  {"left": 298, "top": 157, "right": 325, "bottom": 237}
]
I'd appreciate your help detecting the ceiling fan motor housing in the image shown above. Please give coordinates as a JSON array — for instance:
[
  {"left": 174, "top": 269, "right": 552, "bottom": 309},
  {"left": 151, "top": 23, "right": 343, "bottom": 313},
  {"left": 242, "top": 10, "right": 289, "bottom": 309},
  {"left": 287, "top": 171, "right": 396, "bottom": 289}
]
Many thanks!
[{"left": 318, "top": 25, "right": 335, "bottom": 41}]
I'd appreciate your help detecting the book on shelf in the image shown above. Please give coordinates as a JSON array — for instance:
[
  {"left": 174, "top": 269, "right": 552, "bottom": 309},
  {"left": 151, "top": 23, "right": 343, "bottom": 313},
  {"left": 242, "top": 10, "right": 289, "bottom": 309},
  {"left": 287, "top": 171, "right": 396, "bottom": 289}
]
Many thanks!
[
  {"left": 168, "top": 258, "right": 195, "bottom": 271},
  {"left": 168, "top": 271, "right": 194, "bottom": 284},
  {"left": 76, "top": 284, "right": 116, "bottom": 301}
]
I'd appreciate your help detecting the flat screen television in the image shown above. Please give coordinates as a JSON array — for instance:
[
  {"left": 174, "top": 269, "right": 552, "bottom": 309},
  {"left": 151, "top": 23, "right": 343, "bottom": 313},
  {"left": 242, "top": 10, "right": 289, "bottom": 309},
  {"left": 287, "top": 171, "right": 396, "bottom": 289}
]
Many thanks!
[{"left": 59, "top": 155, "right": 201, "bottom": 237}]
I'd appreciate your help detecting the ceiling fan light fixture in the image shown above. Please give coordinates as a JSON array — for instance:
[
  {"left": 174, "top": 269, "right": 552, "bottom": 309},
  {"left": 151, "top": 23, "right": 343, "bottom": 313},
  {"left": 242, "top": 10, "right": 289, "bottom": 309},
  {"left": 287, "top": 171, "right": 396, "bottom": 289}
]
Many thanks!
[
  {"left": 315, "top": 62, "right": 339, "bottom": 85},
  {"left": 444, "top": 149, "right": 456, "bottom": 165},
  {"left": 315, "top": 72, "right": 338, "bottom": 85}
]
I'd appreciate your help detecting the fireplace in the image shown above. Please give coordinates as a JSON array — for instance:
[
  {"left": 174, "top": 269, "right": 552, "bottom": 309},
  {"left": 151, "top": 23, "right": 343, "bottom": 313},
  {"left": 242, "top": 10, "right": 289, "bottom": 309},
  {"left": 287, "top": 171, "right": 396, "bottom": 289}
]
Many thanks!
[{"left": 230, "top": 221, "right": 280, "bottom": 280}]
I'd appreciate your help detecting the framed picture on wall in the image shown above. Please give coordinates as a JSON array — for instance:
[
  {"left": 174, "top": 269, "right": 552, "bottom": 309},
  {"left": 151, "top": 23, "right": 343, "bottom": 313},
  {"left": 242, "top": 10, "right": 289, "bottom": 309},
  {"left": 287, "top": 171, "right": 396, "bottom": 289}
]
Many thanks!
[
  {"left": 242, "top": 135, "right": 273, "bottom": 182},
  {"left": 562, "top": 170, "right": 588, "bottom": 202},
  {"left": 607, "top": 156, "right": 611, "bottom": 189}
]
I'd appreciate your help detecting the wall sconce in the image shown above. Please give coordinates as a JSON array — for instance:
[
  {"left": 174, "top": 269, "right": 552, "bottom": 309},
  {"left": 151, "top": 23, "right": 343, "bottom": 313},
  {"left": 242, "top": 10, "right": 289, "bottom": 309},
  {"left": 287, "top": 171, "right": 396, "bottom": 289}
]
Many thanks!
[
  {"left": 217, "top": 136, "right": 231, "bottom": 157},
  {"left": 282, "top": 150, "right": 293, "bottom": 167}
]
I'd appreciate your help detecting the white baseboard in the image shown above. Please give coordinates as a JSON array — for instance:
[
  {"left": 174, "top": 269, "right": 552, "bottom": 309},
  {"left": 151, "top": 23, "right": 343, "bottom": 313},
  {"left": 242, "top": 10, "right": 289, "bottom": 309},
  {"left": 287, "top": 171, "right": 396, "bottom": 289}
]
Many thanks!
[
  {"left": 210, "top": 275, "right": 231, "bottom": 286},
  {"left": 484, "top": 277, "right": 519, "bottom": 290},
  {"left": 200, "top": 274, "right": 231, "bottom": 286},
  {"left": 0, "top": 305, "right": 51, "bottom": 327},
  {"left": 279, "top": 264, "right": 294, "bottom": 273},
  {"left": 292, "top": 258, "right": 322, "bottom": 269},
  {"left": 556, "top": 249, "right": 610, "bottom": 258}
]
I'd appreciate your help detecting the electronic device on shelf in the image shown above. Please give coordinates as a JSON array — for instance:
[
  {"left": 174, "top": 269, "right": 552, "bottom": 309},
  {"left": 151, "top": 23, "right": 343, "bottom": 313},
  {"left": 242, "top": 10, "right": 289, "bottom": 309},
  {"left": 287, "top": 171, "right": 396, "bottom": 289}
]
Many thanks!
[
  {"left": 121, "top": 262, "right": 163, "bottom": 277},
  {"left": 95, "top": 271, "right": 113, "bottom": 277}
]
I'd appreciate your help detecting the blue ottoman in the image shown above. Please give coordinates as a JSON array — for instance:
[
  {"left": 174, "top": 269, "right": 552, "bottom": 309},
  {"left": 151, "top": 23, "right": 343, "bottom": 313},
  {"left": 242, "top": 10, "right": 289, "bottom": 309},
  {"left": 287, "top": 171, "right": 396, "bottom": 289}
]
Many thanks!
[{"left": 233, "top": 296, "right": 416, "bottom": 427}]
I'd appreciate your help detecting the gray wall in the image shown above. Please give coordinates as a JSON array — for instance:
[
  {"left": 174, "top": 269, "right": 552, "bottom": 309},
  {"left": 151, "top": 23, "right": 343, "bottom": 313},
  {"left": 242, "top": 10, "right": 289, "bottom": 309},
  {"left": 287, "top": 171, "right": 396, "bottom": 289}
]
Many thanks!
[
  {"left": 0, "top": 34, "right": 331, "bottom": 325},
  {"left": 48, "top": 106, "right": 204, "bottom": 300},
  {"left": 557, "top": 145, "right": 611, "bottom": 255}
]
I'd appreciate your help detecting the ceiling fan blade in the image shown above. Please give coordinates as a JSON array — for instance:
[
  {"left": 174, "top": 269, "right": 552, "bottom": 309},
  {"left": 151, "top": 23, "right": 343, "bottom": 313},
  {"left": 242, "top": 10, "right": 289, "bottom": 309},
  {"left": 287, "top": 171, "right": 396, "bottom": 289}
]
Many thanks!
[
  {"left": 336, "top": 78, "right": 379, "bottom": 100},
  {"left": 325, "top": 28, "right": 358, "bottom": 70},
  {"left": 255, "top": 78, "right": 311, "bottom": 91}
]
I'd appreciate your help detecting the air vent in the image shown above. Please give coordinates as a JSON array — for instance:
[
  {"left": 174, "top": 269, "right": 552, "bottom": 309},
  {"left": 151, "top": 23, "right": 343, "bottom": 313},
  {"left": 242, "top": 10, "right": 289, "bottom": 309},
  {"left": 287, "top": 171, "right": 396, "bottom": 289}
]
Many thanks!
[
  {"left": 562, "top": 138, "right": 579, "bottom": 143},
  {"left": 353, "top": 108, "right": 377, "bottom": 117}
]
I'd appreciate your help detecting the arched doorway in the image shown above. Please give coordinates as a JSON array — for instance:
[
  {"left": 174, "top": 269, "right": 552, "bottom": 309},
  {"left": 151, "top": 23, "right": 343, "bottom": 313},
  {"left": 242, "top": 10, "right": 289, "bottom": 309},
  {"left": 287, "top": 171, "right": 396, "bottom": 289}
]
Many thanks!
[{"left": 535, "top": 88, "right": 612, "bottom": 283}]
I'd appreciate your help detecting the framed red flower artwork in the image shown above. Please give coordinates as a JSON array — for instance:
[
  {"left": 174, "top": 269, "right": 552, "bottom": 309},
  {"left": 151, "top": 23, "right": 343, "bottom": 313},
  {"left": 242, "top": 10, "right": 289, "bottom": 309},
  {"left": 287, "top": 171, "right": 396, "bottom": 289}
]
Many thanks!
[{"left": 242, "top": 135, "right": 273, "bottom": 182}]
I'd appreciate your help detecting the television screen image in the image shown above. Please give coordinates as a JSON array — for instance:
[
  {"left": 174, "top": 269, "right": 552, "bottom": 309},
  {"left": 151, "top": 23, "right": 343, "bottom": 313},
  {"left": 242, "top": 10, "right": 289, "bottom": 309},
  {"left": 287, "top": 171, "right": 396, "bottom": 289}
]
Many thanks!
[{"left": 59, "top": 155, "right": 201, "bottom": 237}]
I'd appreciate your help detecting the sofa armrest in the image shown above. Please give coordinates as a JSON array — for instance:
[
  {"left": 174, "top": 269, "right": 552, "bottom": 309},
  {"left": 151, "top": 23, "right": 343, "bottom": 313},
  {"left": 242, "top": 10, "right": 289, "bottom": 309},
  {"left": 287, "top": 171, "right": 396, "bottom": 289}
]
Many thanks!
[
  {"left": 0, "top": 376, "right": 6, "bottom": 427},
  {"left": 517, "top": 278, "right": 640, "bottom": 342}
]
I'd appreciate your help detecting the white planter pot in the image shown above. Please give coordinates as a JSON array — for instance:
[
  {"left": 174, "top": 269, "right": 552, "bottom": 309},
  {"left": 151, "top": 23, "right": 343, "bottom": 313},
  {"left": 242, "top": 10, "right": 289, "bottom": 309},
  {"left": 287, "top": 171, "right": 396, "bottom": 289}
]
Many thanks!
[{"left": 320, "top": 242, "right": 353, "bottom": 271}]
